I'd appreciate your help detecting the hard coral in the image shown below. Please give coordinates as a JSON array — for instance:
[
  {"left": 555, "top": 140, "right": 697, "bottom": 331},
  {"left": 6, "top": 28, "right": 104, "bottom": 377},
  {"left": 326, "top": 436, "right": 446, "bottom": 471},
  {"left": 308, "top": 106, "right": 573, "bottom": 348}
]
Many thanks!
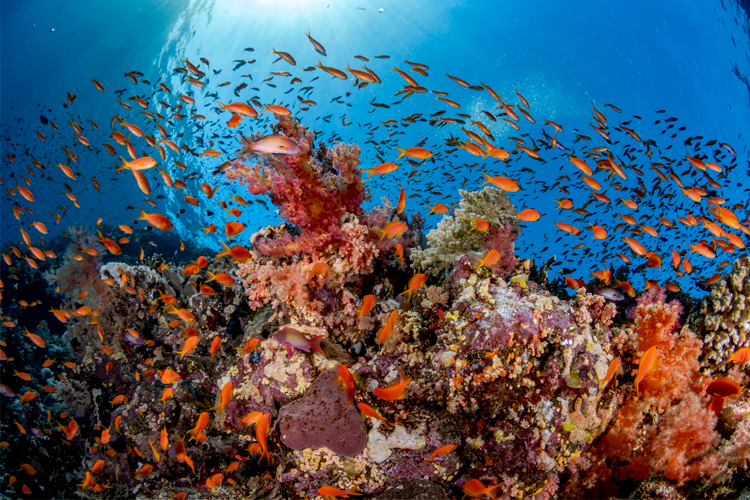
[
  {"left": 424, "top": 271, "right": 617, "bottom": 494},
  {"left": 410, "top": 187, "right": 518, "bottom": 274},
  {"left": 689, "top": 259, "right": 750, "bottom": 374}
]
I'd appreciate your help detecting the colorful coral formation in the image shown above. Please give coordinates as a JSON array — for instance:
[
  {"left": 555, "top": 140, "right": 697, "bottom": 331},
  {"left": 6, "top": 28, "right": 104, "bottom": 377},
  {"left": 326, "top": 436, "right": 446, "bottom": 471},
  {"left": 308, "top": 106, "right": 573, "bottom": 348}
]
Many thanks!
[{"left": 1, "top": 115, "right": 748, "bottom": 499}]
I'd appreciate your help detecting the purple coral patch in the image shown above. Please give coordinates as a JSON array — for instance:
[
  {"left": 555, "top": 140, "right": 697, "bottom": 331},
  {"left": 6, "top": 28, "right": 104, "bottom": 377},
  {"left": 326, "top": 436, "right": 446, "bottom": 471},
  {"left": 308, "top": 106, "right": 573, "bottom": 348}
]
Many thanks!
[{"left": 278, "top": 369, "right": 367, "bottom": 456}]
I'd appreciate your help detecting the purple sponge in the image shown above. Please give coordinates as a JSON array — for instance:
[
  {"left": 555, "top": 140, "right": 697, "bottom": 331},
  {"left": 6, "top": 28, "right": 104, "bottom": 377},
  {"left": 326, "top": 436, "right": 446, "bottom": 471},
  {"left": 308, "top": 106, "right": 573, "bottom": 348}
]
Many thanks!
[{"left": 278, "top": 369, "right": 367, "bottom": 456}]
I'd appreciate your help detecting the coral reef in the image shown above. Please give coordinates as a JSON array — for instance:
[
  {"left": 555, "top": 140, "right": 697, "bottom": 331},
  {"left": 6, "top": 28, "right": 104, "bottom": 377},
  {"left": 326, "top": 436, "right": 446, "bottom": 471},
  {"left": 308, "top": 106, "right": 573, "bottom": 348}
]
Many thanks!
[
  {"left": 689, "top": 259, "right": 750, "bottom": 374},
  {"left": 409, "top": 187, "right": 519, "bottom": 275},
  {"left": 2, "top": 116, "right": 749, "bottom": 500}
]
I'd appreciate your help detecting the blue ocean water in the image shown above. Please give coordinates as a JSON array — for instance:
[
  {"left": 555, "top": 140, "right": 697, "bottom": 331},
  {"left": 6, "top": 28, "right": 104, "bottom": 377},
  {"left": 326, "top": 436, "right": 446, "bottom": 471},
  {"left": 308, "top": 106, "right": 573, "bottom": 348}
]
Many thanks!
[{"left": 1, "top": 0, "right": 750, "bottom": 497}]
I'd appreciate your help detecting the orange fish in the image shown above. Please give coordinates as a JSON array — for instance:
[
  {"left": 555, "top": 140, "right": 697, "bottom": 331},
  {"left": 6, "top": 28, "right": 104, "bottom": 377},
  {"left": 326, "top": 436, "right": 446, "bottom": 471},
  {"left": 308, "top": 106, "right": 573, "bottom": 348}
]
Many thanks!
[
  {"left": 517, "top": 209, "right": 540, "bottom": 222},
  {"left": 479, "top": 171, "right": 520, "bottom": 192},
  {"left": 209, "top": 336, "right": 222, "bottom": 360},
  {"left": 724, "top": 347, "right": 750, "bottom": 365},
  {"left": 176, "top": 336, "right": 199, "bottom": 360},
  {"left": 187, "top": 412, "right": 210, "bottom": 440},
  {"left": 470, "top": 217, "right": 490, "bottom": 232},
  {"left": 317, "top": 485, "right": 361, "bottom": 497},
  {"left": 207, "top": 271, "right": 236, "bottom": 286},
  {"left": 256, "top": 412, "right": 272, "bottom": 464},
  {"left": 22, "top": 329, "right": 46, "bottom": 348},
  {"left": 135, "top": 207, "right": 173, "bottom": 231},
  {"left": 425, "top": 444, "right": 457, "bottom": 462},
  {"left": 396, "top": 185, "right": 406, "bottom": 214},
  {"left": 426, "top": 203, "right": 449, "bottom": 215},
  {"left": 206, "top": 473, "right": 223, "bottom": 489},
  {"left": 334, "top": 365, "right": 356, "bottom": 409},
  {"left": 167, "top": 306, "right": 196, "bottom": 324},
  {"left": 109, "top": 394, "right": 128, "bottom": 406},
  {"left": 395, "top": 147, "right": 432, "bottom": 160},
  {"left": 225, "top": 221, "right": 246, "bottom": 239},
  {"left": 357, "top": 402, "right": 386, "bottom": 421},
  {"left": 356, "top": 294, "right": 376, "bottom": 319},
  {"left": 475, "top": 250, "right": 500, "bottom": 269},
  {"left": 159, "top": 369, "right": 182, "bottom": 384},
  {"left": 400, "top": 273, "right": 427, "bottom": 300},
  {"left": 119, "top": 156, "right": 156, "bottom": 172},
  {"left": 363, "top": 162, "right": 398, "bottom": 181},
  {"left": 373, "top": 220, "right": 408, "bottom": 240},
  {"left": 463, "top": 479, "right": 502, "bottom": 499},
  {"left": 161, "top": 388, "right": 174, "bottom": 403},
  {"left": 236, "top": 338, "right": 261, "bottom": 356},
  {"left": 97, "top": 231, "right": 122, "bottom": 255},
  {"left": 210, "top": 381, "right": 233, "bottom": 418},
  {"left": 373, "top": 369, "right": 411, "bottom": 401},
  {"left": 135, "top": 464, "right": 153, "bottom": 478},
  {"left": 706, "top": 377, "right": 743, "bottom": 398},
  {"left": 635, "top": 346, "right": 658, "bottom": 398},
  {"left": 599, "top": 357, "right": 621, "bottom": 391}
]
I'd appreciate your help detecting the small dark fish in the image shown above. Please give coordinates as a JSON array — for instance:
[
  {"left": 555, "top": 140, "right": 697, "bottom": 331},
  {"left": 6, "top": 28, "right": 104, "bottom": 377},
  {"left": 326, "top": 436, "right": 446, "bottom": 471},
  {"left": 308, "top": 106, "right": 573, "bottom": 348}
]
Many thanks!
[
  {"left": 185, "top": 173, "right": 200, "bottom": 180},
  {"left": 302, "top": 66, "right": 316, "bottom": 72},
  {"left": 374, "top": 55, "right": 390, "bottom": 59},
  {"left": 148, "top": 241, "right": 158, "bottom": 247},
  {"left": 200, "top": 57, "right": 210, "bottom": 65},
  {"left": 245, "top": 47, "right": 254, "bottom": 52}
]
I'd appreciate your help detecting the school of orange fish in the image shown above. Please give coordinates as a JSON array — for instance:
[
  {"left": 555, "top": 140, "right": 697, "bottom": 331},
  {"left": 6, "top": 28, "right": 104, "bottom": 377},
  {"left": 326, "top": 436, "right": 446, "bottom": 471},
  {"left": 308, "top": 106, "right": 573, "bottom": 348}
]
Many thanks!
[{"left": 0, "top": 27, "right": 748, "bottom": 499}]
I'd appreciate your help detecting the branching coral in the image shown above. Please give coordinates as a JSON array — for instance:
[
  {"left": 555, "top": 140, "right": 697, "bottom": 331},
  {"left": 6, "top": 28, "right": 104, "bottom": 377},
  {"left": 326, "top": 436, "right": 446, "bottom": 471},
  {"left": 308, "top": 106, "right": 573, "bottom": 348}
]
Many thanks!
[
  {"left": 689, "top": 259, "right": 750, "bottom": 374},
  {"left": 409, "top": 187, "right": 518, "bottom": 274}
]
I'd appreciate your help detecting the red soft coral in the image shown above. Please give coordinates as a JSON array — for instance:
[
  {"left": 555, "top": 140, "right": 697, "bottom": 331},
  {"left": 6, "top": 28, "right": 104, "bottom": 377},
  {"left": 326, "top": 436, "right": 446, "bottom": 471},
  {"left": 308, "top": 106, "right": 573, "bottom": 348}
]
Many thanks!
[
  {"left": 561, "top": 291, "right": 724, "bottom": 496},
  {"left": 227, "top": 116, "right": 369, "bottom": 258}
]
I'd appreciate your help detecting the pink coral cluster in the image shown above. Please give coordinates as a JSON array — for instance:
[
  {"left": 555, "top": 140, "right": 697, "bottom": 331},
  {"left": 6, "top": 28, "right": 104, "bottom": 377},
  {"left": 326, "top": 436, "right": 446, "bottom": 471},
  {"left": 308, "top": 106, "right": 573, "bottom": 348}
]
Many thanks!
[{"left": 480, "top": 224, "right": 517, "bottom": 279}]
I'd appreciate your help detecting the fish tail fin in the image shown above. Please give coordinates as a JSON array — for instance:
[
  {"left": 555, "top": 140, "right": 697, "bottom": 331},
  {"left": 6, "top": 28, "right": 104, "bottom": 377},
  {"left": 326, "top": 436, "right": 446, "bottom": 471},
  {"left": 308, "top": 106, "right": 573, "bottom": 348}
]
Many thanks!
[
  {"left": 206, "top": 271, "right": 216, "bottom": 283},
  {"left": 118, "top": 156, "right": 129, "bottom": 172},
  {"left": 362, "top": 169, "right": 373, "bottom": 181},
  {"left": 488, "top": 484, "right": 503, "bottom": 500},
  {"left": 316, "top": 59, "right": 323, "bottom": 68},
  {"left": 216, "top": 240, "right": 231, "bottom": 256},
  {"left": 394, "top": 147, "right": 406, "bottom": 161},
  {"left": 135, "top": 206, "right": 148, "bottom": 221},
  {"left": 309, "top": 335, "right": 325, "bottom": 355},
  {"left": 373, "top": 228, "right": 385, "bottom": 241},
  {"left": 478, "top": 170, "right": 491, "bottom": 187}
]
